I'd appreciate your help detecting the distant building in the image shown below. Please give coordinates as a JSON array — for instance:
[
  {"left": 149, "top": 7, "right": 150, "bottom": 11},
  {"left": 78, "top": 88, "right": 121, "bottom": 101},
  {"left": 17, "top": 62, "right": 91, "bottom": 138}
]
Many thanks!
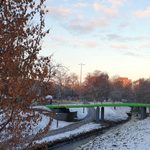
[{"left": 115, "top": 77, "right": 132, "bottom": 87}]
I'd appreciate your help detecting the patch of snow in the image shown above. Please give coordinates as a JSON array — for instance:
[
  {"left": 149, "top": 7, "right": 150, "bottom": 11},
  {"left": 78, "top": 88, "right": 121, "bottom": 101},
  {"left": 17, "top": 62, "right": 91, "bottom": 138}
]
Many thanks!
[
  {"left": 31, "top": 106, "right": 88, "bottom": 130},
  {"left": 69, "top": 108, "right": 88, "bottom": 119},
  {"left": 31, "top": 106, "right": 74, "bottom": 130},
  {"left": 103, "top": 107, "right": 131, "bottom": 121},
  {"left": 31, "top": 115, "right": 72, "bottom": 133},
  {"left": 30, "top": 114, "right": 50, "bottom": 135},
  {"left": 76, "top": 117, "right": 150, "bottom": 150},
  {"left": 36, "top": 123, "right": 101, "bottom": 144},
  {"left": 50, "top": 119, "right": 72, "bottom": 130}
]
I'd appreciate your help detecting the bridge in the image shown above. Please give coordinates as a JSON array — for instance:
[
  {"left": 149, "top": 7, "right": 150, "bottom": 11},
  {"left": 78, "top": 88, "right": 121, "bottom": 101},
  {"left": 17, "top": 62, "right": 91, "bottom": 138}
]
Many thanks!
[
  {"left": 46, "top": 103, "right": 150, "bottom": 108},
  {"left": 46, "top": 103, "right": 150, "bottom": 122}
]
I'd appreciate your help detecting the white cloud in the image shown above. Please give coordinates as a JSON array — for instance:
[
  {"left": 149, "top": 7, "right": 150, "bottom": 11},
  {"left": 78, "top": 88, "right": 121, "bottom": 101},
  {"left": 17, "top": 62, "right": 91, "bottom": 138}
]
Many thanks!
[
  {"left": 93, "top": 0, "right": 126, "bottom": 17},
  {"left": 111, "top": 44, "right": 129, "bottom": 49},
  {"left": 118, "top": 22, "right": 129, "bottom": 29},
  {"left": 73, "top": 2, "right": 88, "bottom": 8},
  {"left": 48, "top": 0, "right": 127, "bottom": 33},
  {"left": 140, "top": 44, "right": 150, "bottom": 49},
  {"left": 107, "top": 0, "right": 125, "bottom": 7},
  {"left": 68, "top": 18, "right": 108, "bottom": 33},
  {"left": 110, "top": 43, "right": 143, "bottom": 57},
  {"left": 124, "top": 51, "right": 142, "bottom": 57},
  {"left": 106, "top": 34, "right": 150, "bottom": 41},
  {"left": 134, "top": 7, "right": 150, "bottom": 18},
  {"left": 51, "top": 36, "right": 100, "bottom": 49},
  {"left": 48, "top": 7, "right": 72, "bottom": 18},
  {"left": 93, "top": 2, "right": 118, "bottom": 17}
]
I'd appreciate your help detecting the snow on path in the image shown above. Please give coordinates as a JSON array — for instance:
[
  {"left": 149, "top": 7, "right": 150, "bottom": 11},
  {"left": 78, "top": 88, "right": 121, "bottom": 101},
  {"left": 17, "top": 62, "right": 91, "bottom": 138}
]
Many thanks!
[
  {"left": 76, "top": 117, "right": 150, "bottom": 150},
  {"left": 36, "top": 123, "right": 101, "bottom": 144}
]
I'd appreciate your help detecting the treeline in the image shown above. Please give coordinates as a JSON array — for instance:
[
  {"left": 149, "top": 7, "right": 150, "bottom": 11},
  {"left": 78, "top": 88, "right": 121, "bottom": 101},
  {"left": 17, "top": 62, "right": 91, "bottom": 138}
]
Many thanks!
[{"left": 35, "top": 66, "right": 150, "bottom": 103}]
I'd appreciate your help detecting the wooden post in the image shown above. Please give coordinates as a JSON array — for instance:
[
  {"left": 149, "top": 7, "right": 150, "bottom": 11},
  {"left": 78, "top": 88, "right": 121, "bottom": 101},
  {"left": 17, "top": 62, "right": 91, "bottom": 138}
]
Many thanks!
[{"left": 101, "top": 107, "right": 104, "bottom": 122}]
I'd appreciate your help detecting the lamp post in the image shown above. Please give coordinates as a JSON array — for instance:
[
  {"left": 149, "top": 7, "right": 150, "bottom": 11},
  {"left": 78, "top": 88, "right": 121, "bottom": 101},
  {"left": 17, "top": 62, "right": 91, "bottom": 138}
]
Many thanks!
[
  {"left": 79, "top": 63, "right": 85, "bottom": 86},
  {"left": 79, "top": 63, "right": 85, "bottom": 112}
]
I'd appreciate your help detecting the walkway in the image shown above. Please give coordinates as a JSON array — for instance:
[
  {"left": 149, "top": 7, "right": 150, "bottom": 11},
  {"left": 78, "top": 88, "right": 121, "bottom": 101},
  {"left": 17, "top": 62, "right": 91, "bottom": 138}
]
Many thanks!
[{"left": 45, "top": 107, "right": 96, "bottom": 137}]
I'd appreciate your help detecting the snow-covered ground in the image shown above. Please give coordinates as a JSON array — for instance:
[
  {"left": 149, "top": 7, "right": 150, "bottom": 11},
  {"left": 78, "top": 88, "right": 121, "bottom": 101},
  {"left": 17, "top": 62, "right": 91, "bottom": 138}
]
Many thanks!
[
  {"left": 50, "top": 107, "right": 88, "bottom": 129},
  {"left": 76, "top": 117, "right": 150, "bottom": 150},
  {"left": 35, "top": 106, "right": 131, "bottom": 145},
  {"left": 33, "top": 106, "right": 130, "bottom": 132},
  {"left": 36, "top": 123, "right": 102, "bottom": 145},
  {"left": 103, "top": 107, "right": 130, "bottom": 121},
  {"left": 69, "top": 107, "right": 88, "bottom": 119},
  {"left": 32, "top": 106, "right": 88, "bottom": 130},
  {"left": 0, "top": 105, "right": 131, "bottom": 148}
]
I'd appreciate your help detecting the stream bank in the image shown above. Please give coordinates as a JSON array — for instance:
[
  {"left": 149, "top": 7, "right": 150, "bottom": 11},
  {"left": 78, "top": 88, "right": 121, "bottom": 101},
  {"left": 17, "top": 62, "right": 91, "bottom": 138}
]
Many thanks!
[{"left": 36, "top": 114, "right": 131, "bottom": 150}]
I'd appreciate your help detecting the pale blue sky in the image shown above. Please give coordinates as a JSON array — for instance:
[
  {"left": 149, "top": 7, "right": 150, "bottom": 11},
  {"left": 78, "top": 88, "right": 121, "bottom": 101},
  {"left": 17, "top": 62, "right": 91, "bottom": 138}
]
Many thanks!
[{"left": 40, "top": 0, "right": 150, "bottom": 80}]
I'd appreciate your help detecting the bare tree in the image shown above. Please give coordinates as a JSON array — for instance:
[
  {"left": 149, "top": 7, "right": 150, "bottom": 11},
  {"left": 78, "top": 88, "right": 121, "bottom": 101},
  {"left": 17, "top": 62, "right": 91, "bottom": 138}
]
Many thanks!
[
  {"left": 110, "top": 77, "right": 133, "bottom": 102},
  {"left": 49, "top": 65, "right": 68, "bottom": 100},
  {"left": 109, "top": 80, "right": 124, "bottom": 101},
  {"left": 83, "top": 70, "right": 110, "bottom": 102},
  {"left": 63, "top": 73, "right": 79, "bottom": 99},
  {"left": 133, "top": 78, "right": 150, "bottom": 103},
  {"left": 32, "top": 56, "right": 59, "bottom": 99}
]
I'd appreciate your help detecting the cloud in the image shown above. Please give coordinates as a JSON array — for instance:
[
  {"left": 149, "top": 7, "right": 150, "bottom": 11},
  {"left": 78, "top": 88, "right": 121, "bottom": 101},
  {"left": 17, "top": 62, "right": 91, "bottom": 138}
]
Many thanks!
[
  {"left": 107, "top": 0, "right": 125, "bottom": 7},
  {"left": 48, "top": 0, "right": 127, "bottom": 34},
  {"left": 51, "top": 36, "right": 100, "bottom": 49},
  {"left": 48, "top": 7, "right": 72, "bottom": 18},
  {"left": 134, "top": 7, "right": 150, "bottom": 18},
  {"left": 93, "top": 2, "right": 118, "bottom": 17},
  {"left": 73, "top": 40, "right": 98, "bottom": 48},
  {"left": 118, "top": 22, "right": 129, "bottom": 29},
  {"left": 124, "top": 52, "right": 142, "bottom": 57},
  {"left": 111, "top": 44, "right": 129, "bottom": 49},
  {"left": 106, "top": 34, "right": 125, "bottom": 41},
  {"left": 106, "top": 34, "right": 150, "bottom": 41},
  {"left": 140, "top": 44, "right": 150, "bottom": 49},
  {"left": 110, "top": 41, "right": 143, "bottom": 57},
  {"left": 93, "top": 0, "right": 125, "bottom": 17},
  {"left": 68, "top": 18, "right": 108, "bottom": 33},
  {"left": 109, "top": 41, "right": 144, "bottom": 57},
  {"left": 73, "top": 2, "right": 88, "bottom": 8}
]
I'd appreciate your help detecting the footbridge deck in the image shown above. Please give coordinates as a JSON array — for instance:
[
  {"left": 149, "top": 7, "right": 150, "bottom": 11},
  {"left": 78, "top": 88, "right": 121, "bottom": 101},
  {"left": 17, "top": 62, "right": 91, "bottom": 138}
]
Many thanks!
[
  {"left": 46, "top": 103, "right": 150, "bottom": 121},
  {"left": 46, "top": 103, "right": 150, "bottom": 109}
]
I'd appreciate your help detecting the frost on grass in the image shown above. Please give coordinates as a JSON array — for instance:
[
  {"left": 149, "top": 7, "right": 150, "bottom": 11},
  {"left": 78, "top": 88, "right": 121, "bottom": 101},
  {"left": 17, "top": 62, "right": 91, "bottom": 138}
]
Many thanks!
[{"left": 76, "top": 117, "right": 150, "bottom": 150}]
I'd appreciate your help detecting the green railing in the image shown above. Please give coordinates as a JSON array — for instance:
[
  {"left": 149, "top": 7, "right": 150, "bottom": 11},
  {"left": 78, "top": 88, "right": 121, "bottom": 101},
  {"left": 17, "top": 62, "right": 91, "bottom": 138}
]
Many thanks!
[{"left": 46, "top": 103, "right": 150, "bottom": 109}]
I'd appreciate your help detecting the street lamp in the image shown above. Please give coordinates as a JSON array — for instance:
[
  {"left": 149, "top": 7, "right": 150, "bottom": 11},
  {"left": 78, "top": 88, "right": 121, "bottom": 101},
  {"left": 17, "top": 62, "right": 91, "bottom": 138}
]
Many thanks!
[
  {"left": 79, "top": 63, "right": 85, "bottom": 112},
  {"left": 79, "top": 63, "right": 85, "bottom": 85}
]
